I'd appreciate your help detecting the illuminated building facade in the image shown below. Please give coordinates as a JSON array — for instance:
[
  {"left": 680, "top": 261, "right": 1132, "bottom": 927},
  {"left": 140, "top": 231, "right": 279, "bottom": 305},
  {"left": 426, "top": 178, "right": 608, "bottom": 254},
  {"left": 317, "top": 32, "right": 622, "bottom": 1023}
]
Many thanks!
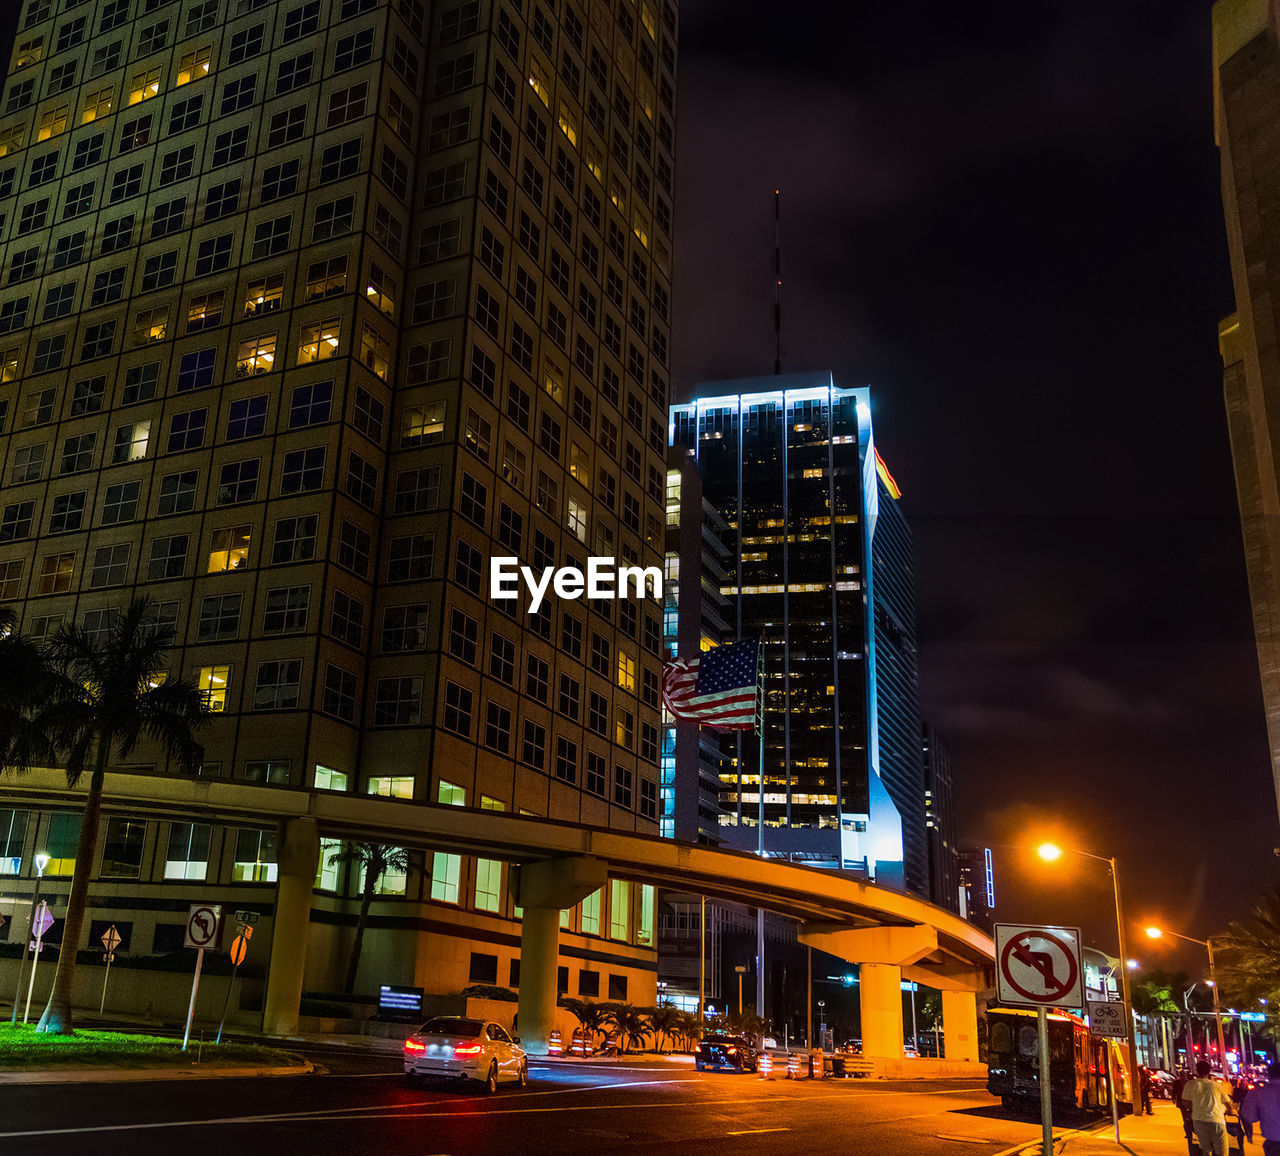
[
  {"left": 670, "top": 372, "right": 920, "bottom": 886},
  {"left": 1214, "top": 0, "right": 1280, "bottom": 826},
  {"left": 0, "top": 0, "right": 678, "bottom": 1019},
  {"left": 922, "top": 721, "right": 959, "bottom": 913},
  {"left": 957, "top": 846, "right": 994, "bottom": 936}
]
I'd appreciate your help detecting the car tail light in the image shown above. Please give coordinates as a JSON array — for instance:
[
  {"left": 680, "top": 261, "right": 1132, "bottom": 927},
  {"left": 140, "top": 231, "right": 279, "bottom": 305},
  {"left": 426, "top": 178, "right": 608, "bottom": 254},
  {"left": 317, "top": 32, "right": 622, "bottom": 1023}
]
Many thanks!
[
  {"left": 404, "top": 1039, "right": 426, "bottom": 1052},
  {"left": 694, "top": 1044, "right": 702, "bottom": 1054},
  {"left": 727, "top": 1047, "right": 737, "bottom": 1055},
  {"left": 453, "top": 1043, "right": 483, "bottom": 1056}
]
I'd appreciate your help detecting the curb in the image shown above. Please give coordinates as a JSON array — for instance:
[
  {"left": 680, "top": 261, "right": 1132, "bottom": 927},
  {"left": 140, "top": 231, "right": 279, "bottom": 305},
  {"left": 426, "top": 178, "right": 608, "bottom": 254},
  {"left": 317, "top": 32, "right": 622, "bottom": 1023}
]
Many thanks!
[{"left": 0, "top": 1060, "right": 316, "bottom": 1085}]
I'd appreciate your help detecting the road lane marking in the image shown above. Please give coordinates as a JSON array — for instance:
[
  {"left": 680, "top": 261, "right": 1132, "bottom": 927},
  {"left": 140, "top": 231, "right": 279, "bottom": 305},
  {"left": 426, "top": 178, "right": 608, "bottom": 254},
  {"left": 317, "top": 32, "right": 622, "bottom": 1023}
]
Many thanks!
[
  {"left": 727, "top": 1127, "right": 791, "bottom": 1135},
  {"left": 935, "top": 1136, "right": 994, "bottom": 1144}
]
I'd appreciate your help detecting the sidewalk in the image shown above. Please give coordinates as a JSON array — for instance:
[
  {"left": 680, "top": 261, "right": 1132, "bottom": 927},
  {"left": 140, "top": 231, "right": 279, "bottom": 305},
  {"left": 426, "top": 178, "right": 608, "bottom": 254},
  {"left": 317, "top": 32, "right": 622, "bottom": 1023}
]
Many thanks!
[{"left": 1016, "top": 1101, "right": 1199, "bottom": 1155}]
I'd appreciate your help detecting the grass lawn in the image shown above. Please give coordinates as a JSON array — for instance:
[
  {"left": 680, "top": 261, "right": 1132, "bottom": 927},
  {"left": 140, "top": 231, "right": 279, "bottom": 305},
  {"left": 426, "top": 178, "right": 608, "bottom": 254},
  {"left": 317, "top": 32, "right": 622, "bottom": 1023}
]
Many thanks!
[{"left": 0, "top": 1022, "right": 305, "bottom": 1070}]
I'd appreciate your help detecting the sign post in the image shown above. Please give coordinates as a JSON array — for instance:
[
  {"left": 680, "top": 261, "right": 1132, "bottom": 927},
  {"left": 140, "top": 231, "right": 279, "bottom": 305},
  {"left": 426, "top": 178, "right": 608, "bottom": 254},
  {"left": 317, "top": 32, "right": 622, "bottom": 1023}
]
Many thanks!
[
  {"left": 995, "top": 924, "right": 1085, "bottom": 1156},
  {"left": 215, "top": 921, "right": 253, "bottom": 1045},
  {"left": 1088, "top": 999, "right": 1128, "bottom": 1142},
  {"left": 182, "top": 903, "right": 221, "bottom": 1052},
  {"left": 99, "top": 924, "right": 122, "bottom": 1015},
  {"left": 23, "top": 901, "right": 54, "bottom": 1023}
]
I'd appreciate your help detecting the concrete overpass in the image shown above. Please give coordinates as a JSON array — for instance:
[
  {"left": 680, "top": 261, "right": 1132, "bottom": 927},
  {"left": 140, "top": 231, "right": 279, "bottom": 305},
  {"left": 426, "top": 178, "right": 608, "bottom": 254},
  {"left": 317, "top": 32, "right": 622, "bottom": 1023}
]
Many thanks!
[{"left": 4, "top": 769, "right": 995, "bottom": 1059}]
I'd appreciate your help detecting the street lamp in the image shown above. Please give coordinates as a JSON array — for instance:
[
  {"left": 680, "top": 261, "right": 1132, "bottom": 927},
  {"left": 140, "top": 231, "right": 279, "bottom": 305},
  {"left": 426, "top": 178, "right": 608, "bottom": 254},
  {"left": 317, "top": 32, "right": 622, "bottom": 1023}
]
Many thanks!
[
  {"left": 1147, "top": 926, "right": 1228, "bottom": 1075},
  {"left": 1036, "top": 842, "right": 1138, "bottom": 1090},
  {"left": 10, "top": 851, "right": 50, "bottom": 1026},
  {"left": 735, "top": 965, "right": 747, "bottom": 1017}
]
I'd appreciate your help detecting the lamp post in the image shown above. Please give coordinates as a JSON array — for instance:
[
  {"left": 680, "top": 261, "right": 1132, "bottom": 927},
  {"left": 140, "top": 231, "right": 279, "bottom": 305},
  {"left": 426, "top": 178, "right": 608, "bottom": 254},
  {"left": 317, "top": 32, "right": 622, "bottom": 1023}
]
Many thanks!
[
  {"left": 1147, "top": 927, "right": 1228, "bottom": 1076},
  {"left": 735, "top": 964, "right": 747, "bottom": 1017},
  {"left": 10, "top": 852, "right": 49, "bottom": 1026},
  {"left": 1037, "top": 843, "right": 1138, "bottom": 1096}
]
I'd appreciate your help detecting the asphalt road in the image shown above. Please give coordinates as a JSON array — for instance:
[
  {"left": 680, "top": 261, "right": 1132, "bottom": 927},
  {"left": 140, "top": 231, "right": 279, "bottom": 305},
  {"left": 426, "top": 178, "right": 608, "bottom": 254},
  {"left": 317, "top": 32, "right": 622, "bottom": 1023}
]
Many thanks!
[{"left": 0, "top": 1054, "right": 1105, "bottom": 1156}]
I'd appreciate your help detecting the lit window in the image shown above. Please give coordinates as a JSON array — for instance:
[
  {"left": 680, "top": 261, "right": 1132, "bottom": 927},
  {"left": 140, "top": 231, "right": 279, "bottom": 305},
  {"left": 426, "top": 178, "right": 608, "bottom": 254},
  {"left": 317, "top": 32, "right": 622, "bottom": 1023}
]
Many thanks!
[
  {"left": 244, "top": 273, "right": 284, "bottom": 317},
  {"left": 176, "top": 47, "right": 212, "bottom": 86},
  {"left": 430, "top": 851, "right": 461, "bottom": 903},
  {"left": 580, "top": 888, "right": 601, "bottom": 935},
  {"left": 475, "top": 858, "right": 501, "bottom": 912},
  {"left": 609, "top": 879, "right": 630, "bottom": 940},
  {"left": 568, "top": 498, "right": 588, "bottom": 543},
  {"left": 401, "top": 402, "right": 445, "bottom": 447},
  {"left": 128, "top": 68, "right": 161, "bottom": 105},
  {"left": 617, "top": 652, "right": 636, "bottom": 693},
  {"left": 315, "top": 837, "right": 342, "bottom": 891},
  {"left": 207, "top": 525, "right": 251, "bottom": 572},
  {"left": 133, "top": 307, "right": 167, "bottom": 345},
  {"left": 81, "top": 84, "right": 113, "bottom": 123},
  {"left": 232, "top": 828, "right": 277, "bottom": 883},
  {"left": 438, "top": 780, "right": 466, "bottom": 806},
  {"left": 197, "top": 664, "right": 230, "bottom": 712},
  {"left": 314, "top": 765, "right": 348, "bottom": 792},
  {"left": 37, "top": 105, "right": 69, "bottom": 141},
  {"left": 297, "top": 318, "right": 341, "bottom": 363},
  {"left": 367, "top": 775, "right": 414, "bottom": 798},
  {"left": 164, "top": 822, "right": 210, "bottom": 880},
  {"left": 235, "top": 334, "right": 276, "bottom": 377}
]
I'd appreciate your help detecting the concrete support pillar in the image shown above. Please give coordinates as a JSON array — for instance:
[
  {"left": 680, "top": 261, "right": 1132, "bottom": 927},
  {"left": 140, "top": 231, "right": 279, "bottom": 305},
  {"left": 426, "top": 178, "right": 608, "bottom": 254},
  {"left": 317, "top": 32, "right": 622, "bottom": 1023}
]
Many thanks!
[
  {"left": 514, "top": 856, "right": 608, "bottom": 1057},
  {"left": 941, "top": 989, "right": 979, "bottom": 1063},
  {"left": 262, "top": 817, "right": 320, "bottom": 1037},
  {"left": 860, "top": 962, "right": 904, "bottom": 1059},
  {"left": 517, "top": 906, "right": 560, "bottom": 1056}
]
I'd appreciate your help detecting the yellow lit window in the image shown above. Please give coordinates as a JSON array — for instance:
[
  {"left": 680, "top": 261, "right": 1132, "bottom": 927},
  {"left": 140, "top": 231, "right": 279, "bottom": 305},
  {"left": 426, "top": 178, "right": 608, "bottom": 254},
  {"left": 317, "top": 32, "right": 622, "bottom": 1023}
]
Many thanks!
[
  {"left": 133, "top": 307, "right": 167, "bottom": 345},
  {"left": 244, "top": 274, "right": 283, "bottom": 317},
  {"left": 297, "top": 318, "right": 341, "bottom": 364},
  {"left": 609, "top": 178, "right": 626, "bottom": 212},
  {"left": 633, "top": 211, "right": 650, "bottom": 249},
  {"left": 198, "top": 665, "right": 230, "bottom": 712},
  {"left": 480, "top": 795, "right": 506, "bottom": 811},
  {"left": 368, "top": 775, "right": 414, "bottom": 798},
  {"left": 0, "top": 347, "right": 19, "bottom": 382},
  {"left": 38, "top": 552, "right": 75, "bottom": 594},
  {"left": 584, "top": 138, "right": 604, "bottom": 182},
  {"left": 235, "top": 334, "right": 276, "bottom": 376},
  {"left": 570, "top": 442, "right": 590, "bottom": 483},
  {"left": 558, "top": 104, "right": 578, "bottom": 146},
  {"left": 176, "top": 47, "right": 212, "bottom": 86},
  {"left": 15, "top": 37, "right": 43, "bottom": 70},
  {"left": 81, "top": 84, "right": 113, "bottom": 124},
  {"left": 617, "top": 651, "right": 636, "bottom": 692},
  {"left": 437, "top": 780, "right": 466, "bottom": 806},
  {"left": 641, "top": 2, "right": 658, "bottom": 38},
  {"left": 803, "top": 468, "right": 824, "bottom": 478},
  {"left": 207, "top": 525, "right": 251, "bottom": 573},
  {"left": 358, "top": 321, "right": 389, "bottom": 379},
  {"left": 37, "top": 105, "right": 69, "bottom": 141},
  {"left": 128, "top": 68, "right": 161, "bottom": 105},
  {"left": 187, "top": 290, "right": 223, "bottom": 330},
  {"left": 365, "top": 261, "right": 396, "bottom": 317},
  {"left": 402, "top": 401, "right": 444, "bottom": 445},
  {"left": 528, "top": 58, "right": 551, "bottom": 106}
]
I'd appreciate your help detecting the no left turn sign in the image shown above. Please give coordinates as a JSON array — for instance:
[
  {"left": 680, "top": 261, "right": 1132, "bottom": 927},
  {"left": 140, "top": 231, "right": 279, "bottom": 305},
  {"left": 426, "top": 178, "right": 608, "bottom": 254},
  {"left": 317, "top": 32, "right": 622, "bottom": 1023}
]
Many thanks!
[
  {"left": 995, "top": 923, "right": 1084, "bottom": 1009},
  {"left": 184, "top": 903, "right": 223, "bottom": 950}
]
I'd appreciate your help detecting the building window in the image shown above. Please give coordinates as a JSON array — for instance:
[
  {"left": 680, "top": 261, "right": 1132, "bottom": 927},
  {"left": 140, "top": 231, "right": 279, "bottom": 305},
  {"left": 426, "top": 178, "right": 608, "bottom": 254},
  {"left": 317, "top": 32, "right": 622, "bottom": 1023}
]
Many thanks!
[
  {"left": 235, "top": 336, "right": 276, "bottom": 377},
  {"left": 101, "top": 819, "right": 146, "bottom": 878},
  {"left": 297, "top": 318, "right": 341, "bottom": 363},
  {"left": 322, "top": 664, "right": 357, "bottom": 721},
  {"left": 368, "top": 776, "right": 414, "bottom": 799},
  {"left": 382, "top": 604, "right": 429, "bottom": 653},
  {"left": 198, "top": 665, "right": 230, "bottom": 712},
  {"left": 208, "top": 525, "right": 251, "bottom": 573},
  {"left": 440, "top": 680, "right": 470, "bottom": 734},
  {"left": 262, "top": 586, "right": 309, "bottom": 634},
  {"left": 146, "top": 535, "right": 188, "bottom": 581},
  {"left": 253, "top": 660, "right": 302, "bottom": 711},
  {"left": 609, "top": 879, "right": 630, "bottom": 940},
  {"left": 475, "top": 859, "right": 501, "bottom": 913},
  {"left": 164, "top": 822, "right": 210, "bottom": 880},
  {"left": 581, "top": 889, "right": 601, "bottom": 936},
  {"left": 232, "top": 828, "right": 277, "bottom": 883},
  {"left": 431, "top": 852, "right": 461, "bottom": 904}
]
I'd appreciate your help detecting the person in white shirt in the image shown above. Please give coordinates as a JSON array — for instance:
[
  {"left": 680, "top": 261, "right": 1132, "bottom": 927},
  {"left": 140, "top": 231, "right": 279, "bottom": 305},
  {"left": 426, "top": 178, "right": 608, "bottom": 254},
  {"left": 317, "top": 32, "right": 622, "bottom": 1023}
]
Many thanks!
[{"left": 1182, "top": 1060, "right": 1236, "bottom": 1156}]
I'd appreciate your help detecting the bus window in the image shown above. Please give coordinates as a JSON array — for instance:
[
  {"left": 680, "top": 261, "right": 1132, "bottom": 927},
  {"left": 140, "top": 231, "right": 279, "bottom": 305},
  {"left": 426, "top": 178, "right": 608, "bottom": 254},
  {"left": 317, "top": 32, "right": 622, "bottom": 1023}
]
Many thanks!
[
  {"left": 1019, "top": 1025, "right": 1038, "bottom": 1056},
  {"left": 991, "top": 1023, "right": 1011, "bottom": 1053}
]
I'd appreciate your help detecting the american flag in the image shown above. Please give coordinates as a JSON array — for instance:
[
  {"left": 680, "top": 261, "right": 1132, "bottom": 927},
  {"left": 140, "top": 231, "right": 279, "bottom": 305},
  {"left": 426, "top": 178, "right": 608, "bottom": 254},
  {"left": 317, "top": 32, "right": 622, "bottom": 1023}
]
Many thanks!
[{"left": 662, "top": 640, "right": 761, "bottom": 731}]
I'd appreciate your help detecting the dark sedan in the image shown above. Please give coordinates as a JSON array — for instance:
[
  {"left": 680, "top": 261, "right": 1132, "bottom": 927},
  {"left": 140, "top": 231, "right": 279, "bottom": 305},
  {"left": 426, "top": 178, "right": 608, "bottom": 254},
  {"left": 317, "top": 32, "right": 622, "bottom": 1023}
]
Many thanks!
[{"left": 694, "top": 1034, "right": 758, "bottom": 1073}]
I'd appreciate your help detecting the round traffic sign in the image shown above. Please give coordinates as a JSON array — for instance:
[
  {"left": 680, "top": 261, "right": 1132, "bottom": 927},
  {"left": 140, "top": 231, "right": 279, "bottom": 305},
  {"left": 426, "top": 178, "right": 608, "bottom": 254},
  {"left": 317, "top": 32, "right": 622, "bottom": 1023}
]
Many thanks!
[
  {"left": 186, "top": 904, "right": 220, "bottom": 949},
  {"left": 999, "top": 929, "right": 1080, "bottom": 1005}
]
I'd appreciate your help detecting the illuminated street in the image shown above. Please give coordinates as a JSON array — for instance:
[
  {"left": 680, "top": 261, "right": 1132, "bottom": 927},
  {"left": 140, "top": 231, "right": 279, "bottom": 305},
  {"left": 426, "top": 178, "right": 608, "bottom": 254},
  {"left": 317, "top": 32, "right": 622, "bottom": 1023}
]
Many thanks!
[{"left": 0, "top": 1054, "right": 1107, "bottom": 1156}]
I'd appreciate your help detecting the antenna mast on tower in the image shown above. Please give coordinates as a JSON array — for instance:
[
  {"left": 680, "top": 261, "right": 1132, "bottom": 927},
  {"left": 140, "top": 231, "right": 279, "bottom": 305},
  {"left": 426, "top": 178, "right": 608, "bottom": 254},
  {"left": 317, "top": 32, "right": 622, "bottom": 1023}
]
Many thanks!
[{"left": 773, "top": 189, "right": 782, "bottom": 375}]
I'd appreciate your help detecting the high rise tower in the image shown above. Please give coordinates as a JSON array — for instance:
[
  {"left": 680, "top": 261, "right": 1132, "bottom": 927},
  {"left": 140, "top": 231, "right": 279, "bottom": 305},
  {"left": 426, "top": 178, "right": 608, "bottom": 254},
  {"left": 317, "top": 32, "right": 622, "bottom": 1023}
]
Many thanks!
[
  {"left": 1214, "top": 0, "right": 1280, "bottom": 826},
  {"left": 0, "top": 0, "right": 678, "bottom": 1012},
  {"left": 670, "top": 372, "right": 922, "bottom": 889}
]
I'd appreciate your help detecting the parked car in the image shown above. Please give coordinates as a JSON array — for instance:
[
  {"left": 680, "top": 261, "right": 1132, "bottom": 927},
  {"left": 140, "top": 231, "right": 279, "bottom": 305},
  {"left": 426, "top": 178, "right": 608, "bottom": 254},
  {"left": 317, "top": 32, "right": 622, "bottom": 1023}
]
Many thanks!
[
  {"left": 694, "top": 1034, "right": 758, "bottom": 1073},
  {"left": 404, "top": 1016, "right": 528, "bottom": 1093}
]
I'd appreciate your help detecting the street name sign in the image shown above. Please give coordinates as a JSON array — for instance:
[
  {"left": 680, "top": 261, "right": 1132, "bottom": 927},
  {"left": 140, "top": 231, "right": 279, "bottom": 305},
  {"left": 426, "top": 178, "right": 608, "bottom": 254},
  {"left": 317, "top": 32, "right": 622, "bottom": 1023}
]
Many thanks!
[{"left": 995, "top": 923, "right": 1084, "bottom": 1010}]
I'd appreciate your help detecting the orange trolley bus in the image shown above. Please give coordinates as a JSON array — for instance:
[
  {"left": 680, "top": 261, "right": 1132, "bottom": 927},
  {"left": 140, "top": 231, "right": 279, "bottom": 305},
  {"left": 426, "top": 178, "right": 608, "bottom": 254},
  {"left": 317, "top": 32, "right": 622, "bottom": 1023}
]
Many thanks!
[{"left": 986, "top": 1007, "right": 1132, "bottom": 1116}]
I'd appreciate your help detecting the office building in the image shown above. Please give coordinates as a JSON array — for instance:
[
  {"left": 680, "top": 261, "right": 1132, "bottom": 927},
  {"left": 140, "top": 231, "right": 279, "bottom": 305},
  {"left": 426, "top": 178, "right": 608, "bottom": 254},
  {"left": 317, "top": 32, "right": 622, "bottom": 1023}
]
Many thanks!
[
  {"left": 1214, "top": 0, "right": 1280, "bottom": 825},
  {"left": 0, "top": 0, "right": 677, "bottom": 1017},
  {"left": 661, "top": 445, "right": 730, "bottom": 843},
  {"left": 669, "top": 372, "right": 922, "bottom": 887},
  {"left": 922, "top": 722, "right": 959, "bottom": 913},
  {"left": 957, "top": 847, "right": 994, "bottom": 936}
]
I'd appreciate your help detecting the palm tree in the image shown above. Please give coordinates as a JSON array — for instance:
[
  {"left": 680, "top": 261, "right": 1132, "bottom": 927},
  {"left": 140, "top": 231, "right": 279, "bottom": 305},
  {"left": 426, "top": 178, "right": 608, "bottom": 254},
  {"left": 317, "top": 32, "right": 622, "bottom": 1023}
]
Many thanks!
[
  {"left": 0, "top": 609, "right": 58, "bottom": 771},
  {"left": 675, "top": 1008, "right": 703, "bottom": 1052},
  {"left": 328, "top": 841, "right": 411, "bottom": 994},
  {"left": 560, "top": 996, "right": 608, "bottom": 1054},
  {"left": 33, "top": 598, "right": 210, "bottom": 1033},
  {"left": 1218, "top": 887, "right": 1280, "bottom": 1007},
  {"left": 603, "top": 1002, "right": 650, "bottom": 1054},
  {"left": 650, "top": 1001, "right": 680, "bottom": 1053}
]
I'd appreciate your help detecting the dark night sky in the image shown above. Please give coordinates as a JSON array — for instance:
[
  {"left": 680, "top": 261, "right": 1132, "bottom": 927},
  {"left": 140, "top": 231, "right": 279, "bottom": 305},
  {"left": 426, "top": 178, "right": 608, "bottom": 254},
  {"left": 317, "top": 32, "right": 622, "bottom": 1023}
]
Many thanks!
[
  {"left": 0, "top": 3, "right": 1272, "bottom": 975},
  {"left": 673, "top": 0, "right": 1278, "bottom": 973}
]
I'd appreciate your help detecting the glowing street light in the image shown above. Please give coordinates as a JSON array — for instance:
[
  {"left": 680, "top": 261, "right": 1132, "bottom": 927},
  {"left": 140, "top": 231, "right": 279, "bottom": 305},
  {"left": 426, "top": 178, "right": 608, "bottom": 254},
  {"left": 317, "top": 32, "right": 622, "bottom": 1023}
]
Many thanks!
[
  {"left": 1146, "top": 925, "right": 1227, "bottom": 1074},
  {"left": 1035, "top": 842, "right": 1138, "bottom": 1091},
  {"left": 10, "top": 851, "right": 50, "bottom": 1026}
]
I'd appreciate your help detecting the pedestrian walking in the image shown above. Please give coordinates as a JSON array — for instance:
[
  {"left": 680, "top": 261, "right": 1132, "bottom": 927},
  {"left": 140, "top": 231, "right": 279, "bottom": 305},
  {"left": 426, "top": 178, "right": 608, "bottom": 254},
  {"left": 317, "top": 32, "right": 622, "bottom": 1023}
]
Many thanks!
[
  {"left": 1140, "top": 1065, "right": 1155, "bottom": 1115},
  {"left": 1240, "top": 1062, "right": 1280, "bottom": 1156},
  {"left": 1181, "top": 1060, "right": 1236, "bottom": 1156}
]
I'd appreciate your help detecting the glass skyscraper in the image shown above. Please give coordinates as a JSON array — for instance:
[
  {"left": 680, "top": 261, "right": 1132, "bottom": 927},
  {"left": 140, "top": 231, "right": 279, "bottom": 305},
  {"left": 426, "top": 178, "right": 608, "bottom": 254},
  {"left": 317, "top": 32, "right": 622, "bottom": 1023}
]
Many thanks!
[{"left": 670, "top": 371, "right": 923, "bottom": 889}]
